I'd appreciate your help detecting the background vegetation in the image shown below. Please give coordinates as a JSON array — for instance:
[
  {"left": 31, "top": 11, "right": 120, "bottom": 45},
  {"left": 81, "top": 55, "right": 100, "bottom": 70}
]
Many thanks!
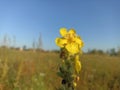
[
  {"left": 0, "top": 35, "right": 120, "bottom": 90},
  {"left": 0, "top": 47, "right": 120, "bottom": 90}
]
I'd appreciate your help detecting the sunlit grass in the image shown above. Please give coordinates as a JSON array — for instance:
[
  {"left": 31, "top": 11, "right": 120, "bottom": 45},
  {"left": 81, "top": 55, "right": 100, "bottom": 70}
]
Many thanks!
[{"left": 0, "top": 48, "right": 120, "bottom": 90}]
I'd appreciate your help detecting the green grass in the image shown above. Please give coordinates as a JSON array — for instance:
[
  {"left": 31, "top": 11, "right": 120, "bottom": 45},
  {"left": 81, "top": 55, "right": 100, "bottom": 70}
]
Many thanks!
[{"left": 0, "top": 48, "right": 120, "bottom": 90}]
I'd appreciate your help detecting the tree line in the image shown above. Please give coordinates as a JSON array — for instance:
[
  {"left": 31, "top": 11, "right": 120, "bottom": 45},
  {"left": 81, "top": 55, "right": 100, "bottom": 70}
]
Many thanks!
[{"left": 0, "top": 33, "right": 43, "bottom": 51}]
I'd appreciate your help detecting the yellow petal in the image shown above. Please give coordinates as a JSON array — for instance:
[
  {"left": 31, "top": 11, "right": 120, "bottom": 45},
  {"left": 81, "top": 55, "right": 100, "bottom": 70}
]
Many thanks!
[
  {"left": 65, "top": 43, "right": 79, "bottom": 54},
  {"left": 81, "top": 41, "right": 84, "bottom": 47},
  {"left": 75, "top": 59, "right": 81, "bottom": 74},
  {"left": 75, "top": 36, "right": 84, "bottom": 48},
  {"left": 55, "top": 38, "right": 67, "bottom": 47},
  {"left": 60, "top": 28, "right": 67, "bottom": 37},
  {"left": 68, "top": 29, "right": 76, "bottom": 35}
]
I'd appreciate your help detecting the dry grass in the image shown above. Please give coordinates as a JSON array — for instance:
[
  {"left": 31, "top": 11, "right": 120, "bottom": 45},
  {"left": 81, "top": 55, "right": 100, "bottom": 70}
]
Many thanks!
[{"left": 0, "top": 48, "right": 120, "bottom": 90}]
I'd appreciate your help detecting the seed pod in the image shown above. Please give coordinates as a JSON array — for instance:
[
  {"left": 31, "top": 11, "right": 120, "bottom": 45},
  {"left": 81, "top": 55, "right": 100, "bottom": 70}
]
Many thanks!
[
  {"left": 61, "top": 79, "right": 66, "bottom": 84},
  {"left": 76, "top": 76, "right": 80, "bottom": 81}
]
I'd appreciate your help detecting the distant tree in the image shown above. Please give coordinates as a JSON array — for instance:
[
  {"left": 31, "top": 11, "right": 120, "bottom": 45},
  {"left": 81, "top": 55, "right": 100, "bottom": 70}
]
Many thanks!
[
  {"left": 23, "top": 45, "right": 27, "bottom": 50},
  {"left": 97, "top": 50, "right": 104, "bottom": 54},
  {"left": 87, "top": 49, "right": 97, "bottom": 54},
  {"left": 108, "top": 48, "right": 117, "bottom": 56},
  {"left": 7, "top": 35, "right": 12, "bottom": 48},
  {"left": 117, "top": 47, "right": 120, "bottom": 56},
  {"left": 3, "top": 34, "right": 8, "bottom": 48},
  {"left": 13, "top": 36, "right": 16, "bottom": 48},
  {"left": 37, "top": 33, "right": 42, "bottom": 50},
  {"left": 8, "top": 37, "right": 11, "bottom": 47},
  {"left": 87, "top": 49, "right": 104, "bottom": 55},
  {"left": 32, "top": 39, "right": 36, "bottom": 52},
  {"left": 52, "top": 50, "right": 59, "bottom": 53}
]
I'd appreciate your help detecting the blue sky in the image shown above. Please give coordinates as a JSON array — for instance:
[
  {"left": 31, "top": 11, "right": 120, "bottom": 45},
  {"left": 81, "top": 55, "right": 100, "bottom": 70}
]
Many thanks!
[{"left": 0, "top": 0, "right": 120, "bottom": 51}]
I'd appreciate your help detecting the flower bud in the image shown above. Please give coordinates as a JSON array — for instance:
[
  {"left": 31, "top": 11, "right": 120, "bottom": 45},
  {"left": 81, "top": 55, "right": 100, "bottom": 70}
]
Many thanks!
[
  {"left": 76, "top": 76, "right": 80, "bottom": 81},
  {"left": 73, "top": 82, "right": 77, "bottom": 87}
]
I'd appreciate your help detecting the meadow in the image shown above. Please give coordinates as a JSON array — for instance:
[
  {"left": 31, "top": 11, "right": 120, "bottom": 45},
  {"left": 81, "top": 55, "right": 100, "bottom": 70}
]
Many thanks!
[{"left": 0, "top": 47, "right": 120, "bottom": 90}]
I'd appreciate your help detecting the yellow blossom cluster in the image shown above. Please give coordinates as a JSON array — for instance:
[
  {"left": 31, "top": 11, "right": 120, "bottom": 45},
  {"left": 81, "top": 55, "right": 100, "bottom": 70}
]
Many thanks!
[
  {"left": 55, "top": 28, "right": 84, "bottom": 89},
  {"left": 55, "top": 28, "right": 84, "bottom": 54}
]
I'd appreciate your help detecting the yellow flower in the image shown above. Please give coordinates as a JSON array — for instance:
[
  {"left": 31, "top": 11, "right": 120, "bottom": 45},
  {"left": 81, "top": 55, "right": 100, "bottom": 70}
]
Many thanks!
[
  {"left": 60, "top": 28, "right": 67, "bottom": 37},
  {"left": 65, "top": 43, "right": 79, "bottom": 54},
  {"left": 55, "top": 28, "right": 84, "bottom": 54},
  {"left": 75, "top": 55, "right": 79, "bottom": 61},
  {"left": 55, "top": 38, "right": 67, "bottom": 47},
  {"left": 74, "top": 55, "right": 81, "bottom": 74},
  {"left": 73, "top": 82, "right": 77, "bottom": 87},
  {"left": 75, "top": 36, "right": 84, "bottom": 48}
]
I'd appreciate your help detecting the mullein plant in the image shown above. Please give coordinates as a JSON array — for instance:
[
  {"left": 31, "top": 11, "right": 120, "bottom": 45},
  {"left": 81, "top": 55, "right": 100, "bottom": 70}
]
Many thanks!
[{"left": 55, "top": 28, "right": 84, "bottom": 90}]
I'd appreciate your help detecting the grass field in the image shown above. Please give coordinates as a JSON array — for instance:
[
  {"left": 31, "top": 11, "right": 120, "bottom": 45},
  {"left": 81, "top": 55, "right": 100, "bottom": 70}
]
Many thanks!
[{"left": 0, "top": 48, "right": 120, "bottom": 90}]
